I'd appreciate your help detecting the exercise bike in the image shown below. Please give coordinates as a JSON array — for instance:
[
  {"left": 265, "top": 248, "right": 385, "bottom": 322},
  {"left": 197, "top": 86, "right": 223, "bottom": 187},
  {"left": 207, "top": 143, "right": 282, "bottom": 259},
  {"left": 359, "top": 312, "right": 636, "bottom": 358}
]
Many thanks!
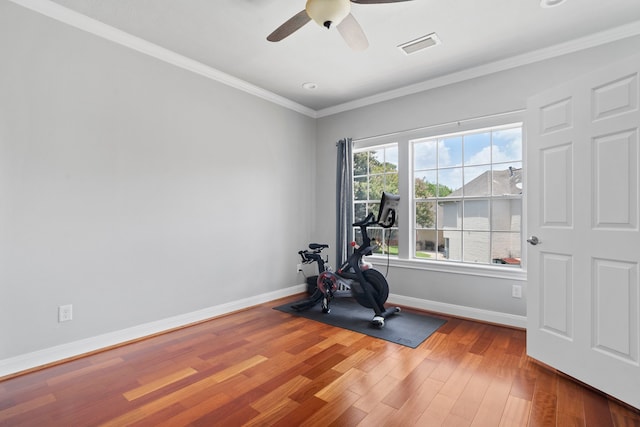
[{"left": 292, "top": 192, "right": 401, "bottom": 328}]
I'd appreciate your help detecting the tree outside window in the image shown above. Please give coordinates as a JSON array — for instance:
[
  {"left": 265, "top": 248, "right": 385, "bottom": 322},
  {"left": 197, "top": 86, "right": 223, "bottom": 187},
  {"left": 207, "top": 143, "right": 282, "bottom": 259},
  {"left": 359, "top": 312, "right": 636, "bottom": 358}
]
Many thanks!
[{"left": 353, "top": 145, "right": 398, "bottom": 254}]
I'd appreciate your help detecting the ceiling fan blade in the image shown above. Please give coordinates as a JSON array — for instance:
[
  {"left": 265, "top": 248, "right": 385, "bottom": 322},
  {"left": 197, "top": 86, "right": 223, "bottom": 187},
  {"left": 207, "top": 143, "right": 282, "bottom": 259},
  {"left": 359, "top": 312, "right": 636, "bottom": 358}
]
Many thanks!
[
  {"left": 351, "top": 0, "right": 413, "bottom": 3},
  {"left": 337, "top": 13, "right": 369, "bottom": 51},
  {"left": 267, "top": 10, "right": 311, "bottom": 42}
]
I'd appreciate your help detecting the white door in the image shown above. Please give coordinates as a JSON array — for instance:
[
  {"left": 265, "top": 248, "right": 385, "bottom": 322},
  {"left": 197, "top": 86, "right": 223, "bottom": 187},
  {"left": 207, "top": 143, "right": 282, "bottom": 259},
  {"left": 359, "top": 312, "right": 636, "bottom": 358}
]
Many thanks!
[{"left": 526, "top": 54, "right": 640, "bottom": 409}]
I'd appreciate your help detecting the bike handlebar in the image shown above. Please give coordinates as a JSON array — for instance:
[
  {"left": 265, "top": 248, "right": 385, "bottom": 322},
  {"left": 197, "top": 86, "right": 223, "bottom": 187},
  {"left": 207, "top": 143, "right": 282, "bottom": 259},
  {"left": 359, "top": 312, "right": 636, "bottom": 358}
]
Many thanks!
[{"left": 352, "top": 212, "right": 376, "bottom": 227}]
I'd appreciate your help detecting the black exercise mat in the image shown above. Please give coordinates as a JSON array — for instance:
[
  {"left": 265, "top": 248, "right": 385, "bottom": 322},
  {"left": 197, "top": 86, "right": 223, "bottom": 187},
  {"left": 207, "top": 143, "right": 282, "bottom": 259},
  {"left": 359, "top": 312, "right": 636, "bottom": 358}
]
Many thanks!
[{"left": 274, "top": 296, "right": 446, "bottom": 348}]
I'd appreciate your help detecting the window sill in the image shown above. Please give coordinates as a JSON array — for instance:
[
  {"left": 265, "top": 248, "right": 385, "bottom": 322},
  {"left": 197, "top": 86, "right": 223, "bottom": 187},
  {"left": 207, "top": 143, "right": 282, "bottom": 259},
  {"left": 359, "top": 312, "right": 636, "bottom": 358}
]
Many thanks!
[{"left": 367, "top": 256, "right": 527, "bottom": 281}]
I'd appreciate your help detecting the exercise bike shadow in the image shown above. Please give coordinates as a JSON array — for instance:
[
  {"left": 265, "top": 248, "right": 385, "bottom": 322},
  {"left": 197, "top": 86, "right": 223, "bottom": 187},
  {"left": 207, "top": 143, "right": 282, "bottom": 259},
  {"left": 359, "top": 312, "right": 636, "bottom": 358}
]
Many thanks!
[{"left": 292, "top": 193, "right": 400, "bottom": 328}]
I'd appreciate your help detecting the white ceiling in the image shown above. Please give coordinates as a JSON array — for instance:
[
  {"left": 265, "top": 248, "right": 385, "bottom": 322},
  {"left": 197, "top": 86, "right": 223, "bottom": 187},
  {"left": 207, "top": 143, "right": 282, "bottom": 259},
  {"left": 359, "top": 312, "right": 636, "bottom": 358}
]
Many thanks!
[{"left": 22, "top": 0, "right": 640, "bottom": 115}]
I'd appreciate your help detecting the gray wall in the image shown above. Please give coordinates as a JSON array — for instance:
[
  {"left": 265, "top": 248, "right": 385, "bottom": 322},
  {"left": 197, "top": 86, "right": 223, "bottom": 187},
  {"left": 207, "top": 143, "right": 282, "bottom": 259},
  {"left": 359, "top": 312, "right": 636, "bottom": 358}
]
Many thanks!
[
  {"left": 315, "top": 35, "right": 640, "bottom": 322},
  {"left": 0, "top": 2, "right": 316, "bottom": 360}
]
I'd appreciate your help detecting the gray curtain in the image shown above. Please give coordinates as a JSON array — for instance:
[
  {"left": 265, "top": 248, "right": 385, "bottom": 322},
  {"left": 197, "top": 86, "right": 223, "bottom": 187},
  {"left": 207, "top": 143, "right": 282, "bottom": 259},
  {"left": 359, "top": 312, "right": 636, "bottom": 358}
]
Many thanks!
[{"left": 336, "top": 138, "right": 353, "bottom": 267}]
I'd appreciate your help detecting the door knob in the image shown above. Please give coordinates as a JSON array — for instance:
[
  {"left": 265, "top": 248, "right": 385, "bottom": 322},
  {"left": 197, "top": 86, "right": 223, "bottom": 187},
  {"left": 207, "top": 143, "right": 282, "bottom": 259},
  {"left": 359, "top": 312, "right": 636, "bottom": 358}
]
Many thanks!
[{"left": 527, "top": 236, "right": 540, "bottom": 245}]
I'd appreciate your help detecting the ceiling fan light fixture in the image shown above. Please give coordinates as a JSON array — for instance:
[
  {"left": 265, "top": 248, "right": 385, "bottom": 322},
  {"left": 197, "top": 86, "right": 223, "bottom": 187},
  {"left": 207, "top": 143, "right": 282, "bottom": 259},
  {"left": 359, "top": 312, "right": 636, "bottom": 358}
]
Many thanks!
[
  {"left": 398, "top": 33, "right": 441, "bottom": 55},
  {"left": 305, "top": 0, "right": 351, "bottom": 29},
  {"left": 540, "top": 0, "right": 567, "bottom": 7}
]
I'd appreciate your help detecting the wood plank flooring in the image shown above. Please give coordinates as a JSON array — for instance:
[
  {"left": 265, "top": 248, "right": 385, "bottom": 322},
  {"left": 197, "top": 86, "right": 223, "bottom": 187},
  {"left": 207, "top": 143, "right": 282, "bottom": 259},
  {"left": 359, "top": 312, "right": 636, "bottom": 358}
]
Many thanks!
[{"left": 1, "top": 295, "right": 639, "bottom": 426}]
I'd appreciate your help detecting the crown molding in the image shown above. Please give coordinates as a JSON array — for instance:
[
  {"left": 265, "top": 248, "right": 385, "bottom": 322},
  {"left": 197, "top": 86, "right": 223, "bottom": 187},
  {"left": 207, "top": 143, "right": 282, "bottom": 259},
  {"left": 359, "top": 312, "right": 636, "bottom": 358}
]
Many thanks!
[
  {"left": 316, "top": 20, "right": 640, "bottom": 118},
  {"left": 9, "top": 0, "right": 640, "bottom": 119},
  {"left": 9, "top": 0, "right": 318, "bottom": 118}
]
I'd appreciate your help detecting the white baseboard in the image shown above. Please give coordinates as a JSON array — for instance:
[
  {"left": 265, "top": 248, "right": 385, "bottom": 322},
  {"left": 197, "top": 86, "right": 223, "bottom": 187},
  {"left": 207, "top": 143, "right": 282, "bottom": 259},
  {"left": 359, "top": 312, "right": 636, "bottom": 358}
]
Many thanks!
[
  {"left": 388, "top": 293, "right": 527, "bottom": 329},
  {"left": 0, "top": 284, "right": 306, "bottom": 378},
  {"left": 1, "top": 286, "right": 525, "bottom": 378}
]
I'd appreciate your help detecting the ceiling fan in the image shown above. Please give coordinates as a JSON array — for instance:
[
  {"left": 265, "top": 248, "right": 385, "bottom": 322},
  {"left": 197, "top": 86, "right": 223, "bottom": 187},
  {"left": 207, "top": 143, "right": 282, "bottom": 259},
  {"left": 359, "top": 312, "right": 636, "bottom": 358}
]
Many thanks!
[{"left": 267, "top": 0, "right": 413, "bottom": 51}]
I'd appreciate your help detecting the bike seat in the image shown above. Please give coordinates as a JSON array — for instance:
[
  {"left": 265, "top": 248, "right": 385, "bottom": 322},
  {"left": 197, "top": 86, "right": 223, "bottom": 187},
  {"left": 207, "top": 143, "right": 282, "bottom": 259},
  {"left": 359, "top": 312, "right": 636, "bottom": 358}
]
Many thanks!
[{"left": 309, "top": 243, "right": 329, "bottom": 250}]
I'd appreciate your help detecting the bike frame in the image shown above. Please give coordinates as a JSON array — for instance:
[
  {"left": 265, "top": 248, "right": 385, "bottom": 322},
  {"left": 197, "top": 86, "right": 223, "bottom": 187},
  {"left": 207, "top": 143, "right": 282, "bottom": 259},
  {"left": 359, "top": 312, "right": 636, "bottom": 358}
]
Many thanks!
[
  {"left": 318, "top": 212, "right": 396, "bottom": 319},
  {"left": 292, "top": 208, "right": 399, "bottom": 326},
  {"left": 337, "top": 214, "right": 383, "bottom": 309}
]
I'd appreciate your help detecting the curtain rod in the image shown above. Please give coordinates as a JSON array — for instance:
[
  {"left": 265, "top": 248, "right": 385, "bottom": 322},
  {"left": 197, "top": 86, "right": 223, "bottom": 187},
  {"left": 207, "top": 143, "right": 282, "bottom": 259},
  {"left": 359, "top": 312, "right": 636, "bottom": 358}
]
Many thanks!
[{"left": 352, "top": 109, "right": 525, "bottom": 143}]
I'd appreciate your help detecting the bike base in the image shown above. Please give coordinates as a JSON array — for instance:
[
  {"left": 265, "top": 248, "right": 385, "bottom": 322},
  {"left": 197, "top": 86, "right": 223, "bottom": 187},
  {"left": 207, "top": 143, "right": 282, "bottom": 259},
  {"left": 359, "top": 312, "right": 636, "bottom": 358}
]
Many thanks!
[{"left": 372, "top": 306, "right": 401, "bottom": 328}]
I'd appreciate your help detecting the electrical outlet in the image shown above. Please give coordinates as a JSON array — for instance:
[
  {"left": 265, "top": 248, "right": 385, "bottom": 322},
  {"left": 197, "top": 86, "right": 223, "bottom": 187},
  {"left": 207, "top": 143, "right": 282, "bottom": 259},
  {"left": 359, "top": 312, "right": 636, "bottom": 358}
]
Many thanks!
[
  {"left": 59, "top": 304, "right": 73, "bottom": 322},
  {"left": 512, "top": 285, "right": 522, "bottom": 299},
  {"left": 297, "top": 263, "right": 302, "bottom": 273}
]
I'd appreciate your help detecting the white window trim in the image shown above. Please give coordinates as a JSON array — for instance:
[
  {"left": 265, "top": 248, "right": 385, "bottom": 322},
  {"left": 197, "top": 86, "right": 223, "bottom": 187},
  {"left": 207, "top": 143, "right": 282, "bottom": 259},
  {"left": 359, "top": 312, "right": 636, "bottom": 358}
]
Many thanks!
[
  {"left": 353, "top": 110, "right": 526, "bottom": 278},
  {"left": 368, "top": 256, "right": 527, "bottom": 281}
]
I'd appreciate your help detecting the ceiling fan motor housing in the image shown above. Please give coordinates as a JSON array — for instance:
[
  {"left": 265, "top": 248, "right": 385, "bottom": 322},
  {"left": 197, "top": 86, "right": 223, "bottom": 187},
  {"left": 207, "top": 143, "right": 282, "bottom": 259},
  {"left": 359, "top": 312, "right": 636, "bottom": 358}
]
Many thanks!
[{"left": 306, "top": 0, "right": 351, "bottom": 29}]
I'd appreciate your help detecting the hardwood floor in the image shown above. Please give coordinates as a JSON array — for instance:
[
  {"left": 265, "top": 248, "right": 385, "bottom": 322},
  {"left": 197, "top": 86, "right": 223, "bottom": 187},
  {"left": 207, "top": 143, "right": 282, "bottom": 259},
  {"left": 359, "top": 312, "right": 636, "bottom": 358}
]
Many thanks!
[{"left": 1, "top": 295, "right": 639, "bottom": 426}]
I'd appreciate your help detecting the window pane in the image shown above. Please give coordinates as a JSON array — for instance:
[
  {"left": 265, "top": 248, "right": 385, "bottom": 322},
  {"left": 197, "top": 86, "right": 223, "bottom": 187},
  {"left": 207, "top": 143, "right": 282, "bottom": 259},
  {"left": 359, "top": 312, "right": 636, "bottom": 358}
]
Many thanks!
[
  {"left": 385, "top": 146, "right": 399, "bottom": 173},
  {"left": 439, "top": 168, "right": 462, "bottom": 196},
  {"left": 463, "top": 165, "right": 491, "bottom": 196},
  {"left": 441, "top": 232, "right": 461, "bottom": 261},
  {"left": 354, "top": 152, "right": 368, "bottom": 176},
  {"left": 367, "top": 228, "right": 383, "bottom": 253},
  {"left": 414, "top": 140, "right": 437, "bottom": 170},
  {"left": 384, "top": 173, "right": 399, "bottom": 194},
  {"left": 464, "top": 132, "right": 491, "bottom": 166},
  {"left": 416, "top": 201, "right": 436, "bottom": 228},
  {"left": 463, "top": 232, "right": 490, "bottom": 263},
  {"left": 438, "top": 200, "right": 461, "bottom": 230},
  {"left": 380, "top": 228, "right": 398, "bottom": 255},
  {"left": 491, "top": 232, "right": 521, "bottom": 265},
  {"left": 492, "top": 199, "right": 521, "bottom": 231},
  {"left": 415, "top": 172, "right": 437, "bottom": 198},
  {"left": 492, "top": 163, "right": 522, "bottom": 196},
  {"left": 370, "top": 175, "right": 384, "bottom": 200},
  {"left": 370, "top": 151, "right": 386, "bottom": 174},
  {"left": 367, "top": 202, "right": 379, "bottom": 219},
  {"left": 415, "top": 229, "right": 440, "bottom": 259},
  {"left": 354, "top": 176, "right": 368, "bottom": 200},
  {"left": 354, "top": 202, "right": 366, "bottom": 221},
  {"left": 463, "top": 200, "right": 489, "bottom": 231},
  {"left": 493, "top": 127, "right": 522, "bottom": 163},
  {"left": 439, "top": 136, "right": 463, "bottom": 167}
]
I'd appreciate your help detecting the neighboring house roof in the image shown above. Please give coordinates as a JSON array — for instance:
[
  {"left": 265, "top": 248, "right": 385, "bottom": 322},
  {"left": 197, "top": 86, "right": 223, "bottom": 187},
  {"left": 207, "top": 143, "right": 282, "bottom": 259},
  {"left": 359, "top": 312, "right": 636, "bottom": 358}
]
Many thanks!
[{"left": 447, "top": 167, "right": 522, "bottom": 197}]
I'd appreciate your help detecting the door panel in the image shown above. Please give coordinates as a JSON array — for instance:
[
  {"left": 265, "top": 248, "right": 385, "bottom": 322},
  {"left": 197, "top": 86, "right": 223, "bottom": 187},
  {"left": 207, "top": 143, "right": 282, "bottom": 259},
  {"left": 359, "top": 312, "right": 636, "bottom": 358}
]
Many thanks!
[
  {"left": 541, "top": 253, "right": 573, "bottom": 339},
  {"left": 541, "top": 143, "right": 573, "bottom": 226},
  {"left": 592, "top": 259, "right": 638, "bottom": 363},
  {"left": 526, "top": 54, "right": 640, "bottom": 409}
]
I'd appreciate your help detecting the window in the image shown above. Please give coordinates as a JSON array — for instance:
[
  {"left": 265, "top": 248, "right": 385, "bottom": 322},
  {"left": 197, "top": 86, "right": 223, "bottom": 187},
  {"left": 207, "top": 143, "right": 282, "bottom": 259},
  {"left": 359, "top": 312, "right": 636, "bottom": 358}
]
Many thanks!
[
  {"left": 353, "top": 144, "right": 398, "bottom": 254},
  {"left": 413, "top": 124, "right": 522, "bottom": 266},
  {"left": 352, "top": 118, "right": 523, "bottom": 269}
]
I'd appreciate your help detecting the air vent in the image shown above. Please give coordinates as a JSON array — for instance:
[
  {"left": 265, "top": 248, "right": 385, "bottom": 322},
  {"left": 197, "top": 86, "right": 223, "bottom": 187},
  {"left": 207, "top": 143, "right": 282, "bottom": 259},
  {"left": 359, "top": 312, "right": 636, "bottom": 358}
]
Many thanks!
[{"left": 398, "top": 33, "right": 441, "bottom": 55}]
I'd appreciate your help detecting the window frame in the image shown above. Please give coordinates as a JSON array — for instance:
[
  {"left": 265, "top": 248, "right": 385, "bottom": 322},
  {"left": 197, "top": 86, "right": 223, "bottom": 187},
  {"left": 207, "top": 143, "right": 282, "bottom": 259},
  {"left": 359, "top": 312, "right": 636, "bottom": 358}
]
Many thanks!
[
  {"left": 353, "top": 143, "right": 400, "bottom": 256},
  {"left": 352, "top": 112, "right": 526, "bottom": 280},
  {"left": 412, "top": 123, "right": 523, "bottom": 266}
]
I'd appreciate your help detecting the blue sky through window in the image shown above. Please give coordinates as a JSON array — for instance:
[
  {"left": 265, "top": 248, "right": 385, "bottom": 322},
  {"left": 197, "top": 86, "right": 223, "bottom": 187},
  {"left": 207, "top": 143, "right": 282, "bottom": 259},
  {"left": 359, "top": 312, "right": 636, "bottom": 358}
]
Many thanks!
[{"left": 413, "top": 125, "right": 522, "bottom": 195}]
